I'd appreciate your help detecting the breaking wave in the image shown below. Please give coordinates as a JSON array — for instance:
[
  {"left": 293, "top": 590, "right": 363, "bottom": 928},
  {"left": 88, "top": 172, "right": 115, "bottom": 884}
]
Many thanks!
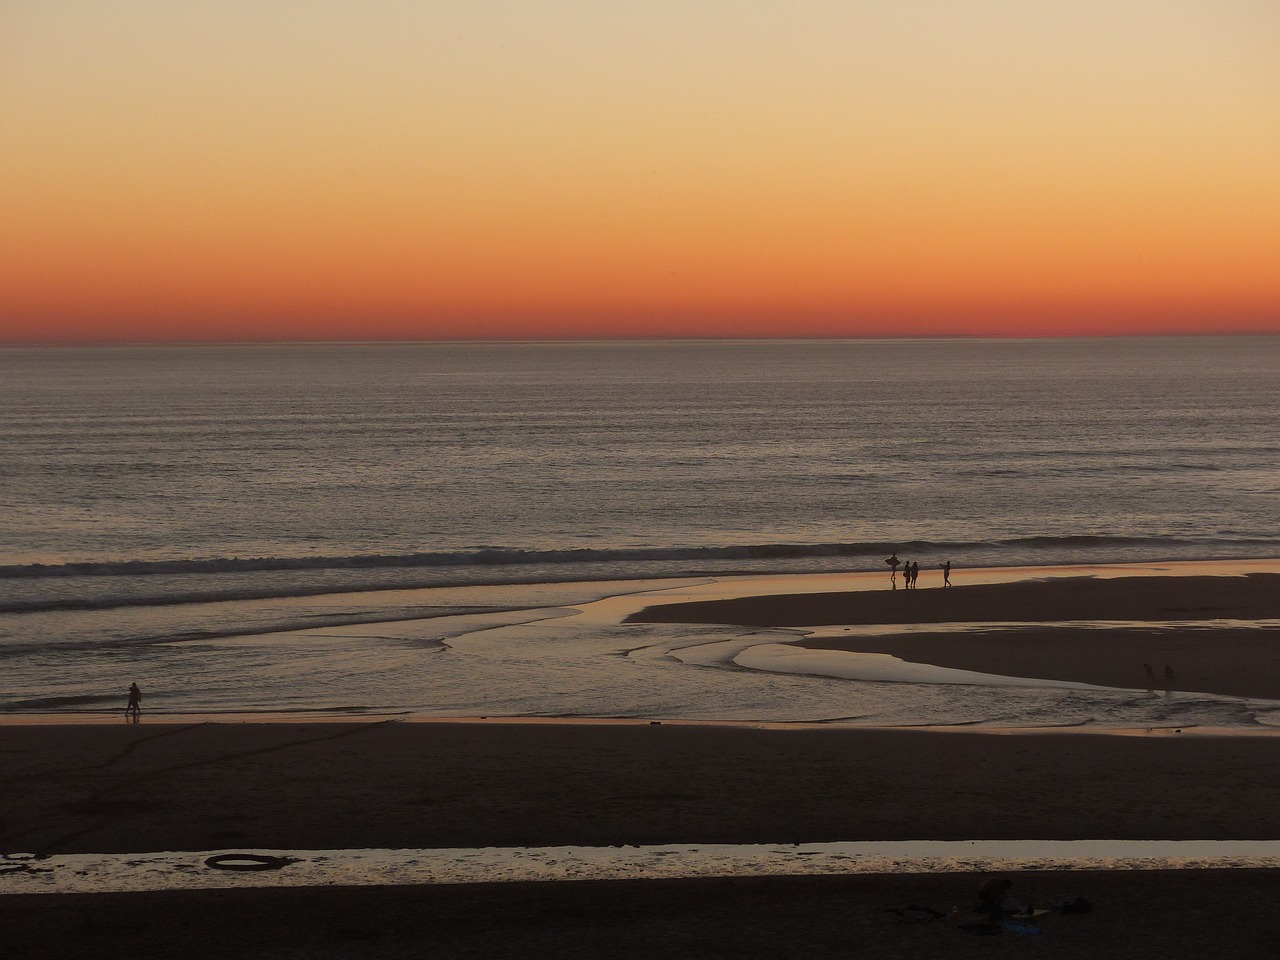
[{"left": 6, "top": 534, "right": 1278, "bottom": 582}]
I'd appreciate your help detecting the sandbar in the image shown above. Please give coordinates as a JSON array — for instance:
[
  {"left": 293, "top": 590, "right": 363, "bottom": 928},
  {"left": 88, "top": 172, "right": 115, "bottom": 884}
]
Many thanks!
[{"left": 628, "top": 571, "right": 1280, "bottom": 698}]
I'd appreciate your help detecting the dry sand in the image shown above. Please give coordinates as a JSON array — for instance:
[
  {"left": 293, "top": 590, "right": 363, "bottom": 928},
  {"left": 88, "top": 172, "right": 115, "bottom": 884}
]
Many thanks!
[
  {"left": 6, "top": 567, "right": 1280, "bottom": 958},
  {"left": 6, "top": 870, "right": 1280, "bottom": 960},
  {"left": 5, "top": 722, "right": 1280, "bottom": 854}
]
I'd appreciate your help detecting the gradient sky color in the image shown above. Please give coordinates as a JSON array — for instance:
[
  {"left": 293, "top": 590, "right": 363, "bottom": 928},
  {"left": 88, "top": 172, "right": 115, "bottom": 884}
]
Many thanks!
[{"left": 3, "top": 0, "right": 1279, "bottom": 342}]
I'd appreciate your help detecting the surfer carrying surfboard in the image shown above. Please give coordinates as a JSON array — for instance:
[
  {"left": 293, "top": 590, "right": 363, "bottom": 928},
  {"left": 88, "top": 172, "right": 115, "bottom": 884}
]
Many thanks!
[{"left": 885, "top": 552, "right": 901, "bottom": 588}]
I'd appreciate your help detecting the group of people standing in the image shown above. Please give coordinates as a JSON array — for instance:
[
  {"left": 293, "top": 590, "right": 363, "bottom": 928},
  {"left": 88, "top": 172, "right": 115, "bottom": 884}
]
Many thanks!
[{"left": 885, "top": 553, "right": 950, "bottom": 590}]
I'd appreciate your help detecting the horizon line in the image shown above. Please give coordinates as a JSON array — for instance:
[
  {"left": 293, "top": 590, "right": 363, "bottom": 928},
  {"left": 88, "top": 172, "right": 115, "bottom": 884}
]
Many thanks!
[{"left": 4, "top": 330, "right": 1280, "bottom": 349}]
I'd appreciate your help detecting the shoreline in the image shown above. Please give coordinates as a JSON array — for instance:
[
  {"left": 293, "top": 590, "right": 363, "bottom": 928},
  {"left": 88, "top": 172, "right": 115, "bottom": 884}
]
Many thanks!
[{"left": 7, "top": 559, "right": 1280, "bottom": 723}]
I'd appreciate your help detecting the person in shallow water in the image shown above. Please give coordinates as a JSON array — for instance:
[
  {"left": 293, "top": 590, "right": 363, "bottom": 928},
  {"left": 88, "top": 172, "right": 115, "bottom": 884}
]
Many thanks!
[
  {"left": 885, "top": 552, "right": 901, "bottom": 588},
  {"left": 126, "top": 682, "right": 142, "bottom": 722}
]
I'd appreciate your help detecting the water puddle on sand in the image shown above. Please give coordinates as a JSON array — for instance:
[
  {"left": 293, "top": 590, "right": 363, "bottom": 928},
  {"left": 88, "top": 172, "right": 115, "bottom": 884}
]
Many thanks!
[{"left": 4, "top": 840, "right": 1280, "bottom": 894}]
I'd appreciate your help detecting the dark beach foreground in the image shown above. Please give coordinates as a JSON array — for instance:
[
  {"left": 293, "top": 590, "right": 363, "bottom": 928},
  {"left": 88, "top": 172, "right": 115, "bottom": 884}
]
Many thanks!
[
  {"left": 6, "top": 870, "right": 1280, "bottom": 960},
  {"left": 4, "top": 722, "right": 1280, "bottom": 958},
  {"left": 6, "top": 722, "right": 1280, "bottom": 853}
]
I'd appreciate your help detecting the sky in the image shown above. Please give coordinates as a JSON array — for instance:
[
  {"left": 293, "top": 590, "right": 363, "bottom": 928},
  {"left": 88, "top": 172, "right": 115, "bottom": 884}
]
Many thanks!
[{"left": 3, "top": 0, "right": 1279, "bottom": 342}]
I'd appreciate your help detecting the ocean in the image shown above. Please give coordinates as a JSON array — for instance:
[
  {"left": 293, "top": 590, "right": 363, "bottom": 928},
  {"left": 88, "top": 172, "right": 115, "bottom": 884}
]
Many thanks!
[{"left": 2, "top": 337, "right": 1278, "bottom": 724}]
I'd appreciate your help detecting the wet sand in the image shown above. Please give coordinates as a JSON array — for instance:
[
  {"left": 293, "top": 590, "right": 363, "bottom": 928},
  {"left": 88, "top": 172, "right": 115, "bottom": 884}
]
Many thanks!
[
  {"left": 7, "top": 567, "right": 1280, "bottom": 958},
  {"left": 629, "top": 571, "right": 1280, "bottom": 699}
]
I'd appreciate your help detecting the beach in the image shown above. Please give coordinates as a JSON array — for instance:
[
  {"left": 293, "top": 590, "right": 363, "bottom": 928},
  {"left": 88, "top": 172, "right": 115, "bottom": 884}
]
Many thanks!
[
  {"left": 630, "top": 571, "right": 1280, "bottom": 700},
  {"left": 4, "top": 721, "right": 1280, "bottom": 957},
  {"left": 7, "top": 870, "right": 1280, "bottom": 959},
  {"left": 5, "top": 566, "right": 1280, "bottom": 957},
  {"left": 6, "top": 721, "right": 1280, "bottom": 854}
]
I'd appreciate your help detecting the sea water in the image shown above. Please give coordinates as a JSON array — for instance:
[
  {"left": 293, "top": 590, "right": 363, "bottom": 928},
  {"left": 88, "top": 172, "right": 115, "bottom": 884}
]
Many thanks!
[{"left": 2, "top": 337, "right": 1278, "bottom": 723}]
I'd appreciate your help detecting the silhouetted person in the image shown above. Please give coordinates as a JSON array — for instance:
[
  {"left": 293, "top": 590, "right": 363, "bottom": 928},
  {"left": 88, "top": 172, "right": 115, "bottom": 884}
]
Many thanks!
[
  {"left": 977, "top": 874, "right": 1014, "bottom": 919},
  {"left": 886, "top": 552, "right": 900, "bottom": 589},
  {"left": 126, "top": 682, "right": 142, "bottom": 722},
  {"left": 1144, "top": 663, "right": 1155, "bottom": 693},
  {"left": 1163, "top": 665, "right": 1175, "bottom": 698},
  {"left": 941, "top": 560, "right": 951, "bottom": 587},
  {"left": 909, "top": 561, "right": 919, "bottom": 589}
]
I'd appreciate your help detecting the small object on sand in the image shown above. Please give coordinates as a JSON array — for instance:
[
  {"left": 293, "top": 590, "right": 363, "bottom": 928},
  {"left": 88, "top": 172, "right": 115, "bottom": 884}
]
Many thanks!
[
  {"left": 204, "top": 854, "right": 295, "bottom": 871},
  {"left": 1002, "top": 921, "right": 1041, "bottom": 935}
]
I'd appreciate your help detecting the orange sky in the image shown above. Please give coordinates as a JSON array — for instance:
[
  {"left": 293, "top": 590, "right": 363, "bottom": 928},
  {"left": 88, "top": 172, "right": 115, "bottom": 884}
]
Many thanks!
[{"left": 3, "top": 1, "right": 1278, "bottom": 342}]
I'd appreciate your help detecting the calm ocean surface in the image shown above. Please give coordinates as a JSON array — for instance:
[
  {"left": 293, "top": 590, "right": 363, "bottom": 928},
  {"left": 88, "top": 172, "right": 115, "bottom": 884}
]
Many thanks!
[{"left": 2, "top": 338, "right": 1278, "bottom": 723}]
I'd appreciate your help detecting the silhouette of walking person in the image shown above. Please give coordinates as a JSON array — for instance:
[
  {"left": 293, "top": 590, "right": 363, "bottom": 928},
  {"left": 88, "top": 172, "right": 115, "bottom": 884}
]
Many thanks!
[
  {"left": 1144, "top": 663, "right": 1155, "bottom": 693},
  {"left": 941, "top": 560, "right": 951, "bottom": 587},
  {"left": 1163, "top": 665, "right": 1175, "bottom": 699},
  {"left": 126, "top": 682, "right": 142, "bottom": 722},
  {"left": 886, "top": 552, "right": 901, "bottom": 589},
  {"left": 910, "top": 561, "right": 919, "bottom": 589}
]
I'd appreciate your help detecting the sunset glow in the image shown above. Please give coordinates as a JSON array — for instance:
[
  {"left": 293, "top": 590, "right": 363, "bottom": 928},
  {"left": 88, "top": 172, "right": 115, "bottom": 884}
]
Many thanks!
[{"left": 4, "top": 1, "right": 1278, "bottom": 341}]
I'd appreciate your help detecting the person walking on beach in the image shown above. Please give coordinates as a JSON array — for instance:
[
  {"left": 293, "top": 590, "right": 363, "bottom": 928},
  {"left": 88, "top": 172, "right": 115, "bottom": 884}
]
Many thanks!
[
  {"left": 941, "top": 560, "right": 951, "bottom": 587},
  {"left": 1163, "top": 665, "right": 1175, "bottom": 699},
  {"left": 886, "top": 552, "right": 901, "bottom": 589},
  {"left": 1144, "top": 663, "right": 1155, "bottom": 693},
  {"left": 126, "top": 682, "right": 142, "bottom": 722},
  {"left": 909, "top": 561, "right": 919, "bottom": 589}
]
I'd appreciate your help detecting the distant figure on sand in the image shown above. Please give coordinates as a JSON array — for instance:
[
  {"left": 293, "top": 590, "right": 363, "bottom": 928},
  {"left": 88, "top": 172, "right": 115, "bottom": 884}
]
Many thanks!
[
  {"left": 886, "top": 552, "right": 901, "bottom": 588},
  {"left": 909, "top": 561, "right": 919, "bottom": 589},
  {"left": 126, "top": 682, "right": 142, "bottom": 722},
  {"left": 941, "top": 560, "right": 951, "bottom": 587},
  {"left": 1164, "top": 665, "right": 1175, "bottom": 698},
  {"left": 1144, "top": 663, "right": 1155, "bottom": 693}
]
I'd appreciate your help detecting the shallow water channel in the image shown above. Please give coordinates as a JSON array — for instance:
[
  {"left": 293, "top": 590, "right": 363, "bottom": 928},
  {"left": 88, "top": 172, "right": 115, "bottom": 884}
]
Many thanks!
[{"left": 4, "top": 840, "right": 1280, "bottom": 895}]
